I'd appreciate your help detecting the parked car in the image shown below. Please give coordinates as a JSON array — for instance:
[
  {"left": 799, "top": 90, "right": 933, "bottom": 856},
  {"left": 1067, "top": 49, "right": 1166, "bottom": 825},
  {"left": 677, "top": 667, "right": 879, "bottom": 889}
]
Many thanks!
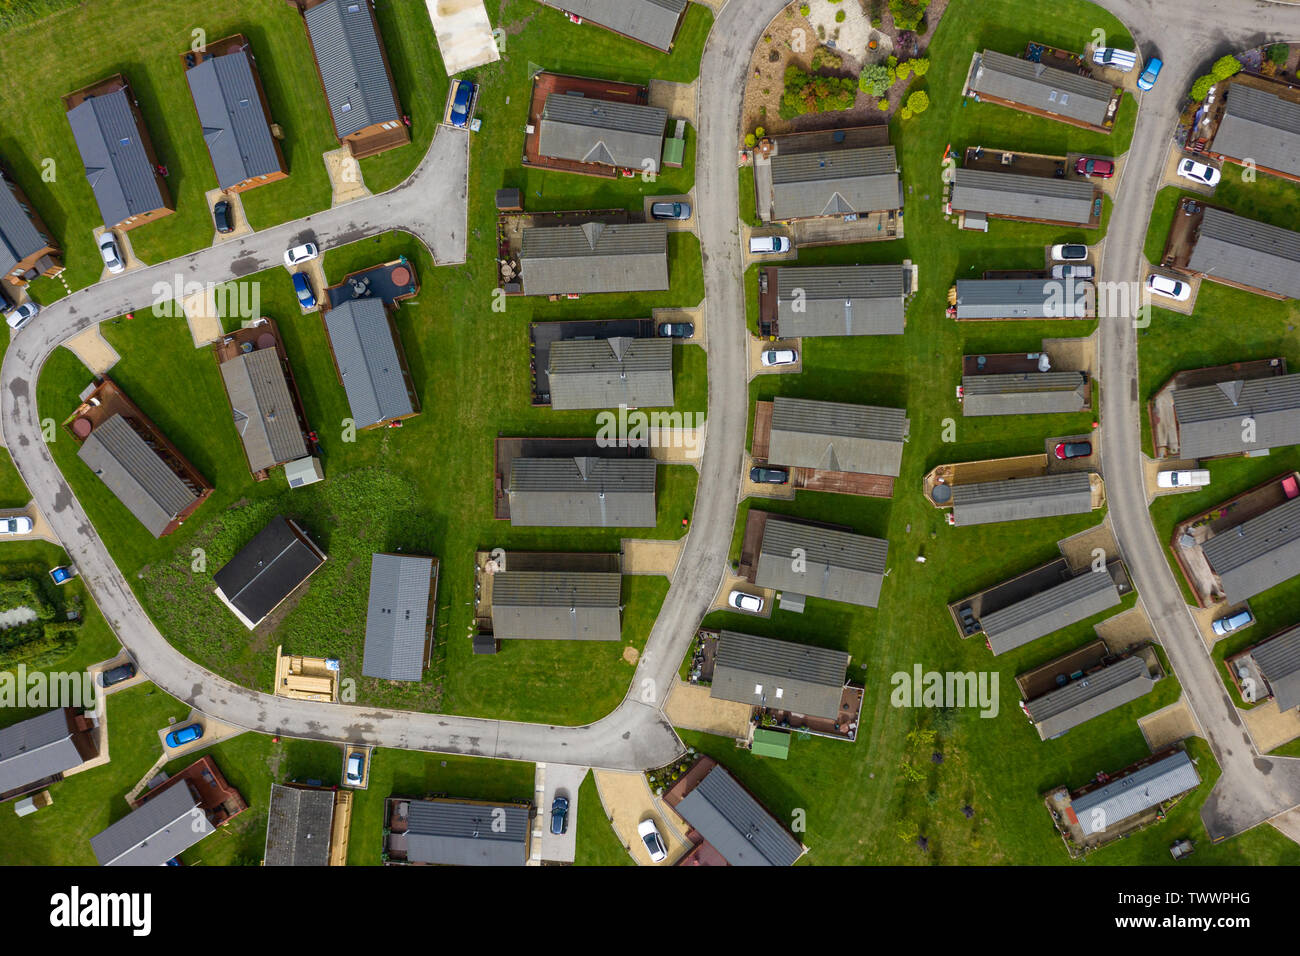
[
  {"left": 283, "top": 242, "right": 319, "bottom": 268},
  {"left": 449, "top": 79, "right": 477, "bottom": 128},
  {"left": 1147, "top": 273, "right": 1190, "bottom": 301},
  {"left": 658, "top": 321, "right": 694, "bottom": 338},
  {"left": 728, "top": 590, "right": 764, "bottom": 613},
  {"left": 1051, "top": 244, "right": 1089, "bottom": 261},
  {"left": 165, "top": 723, "right": 203, "bottom": 748},
  {"left": 346, "top": 751, "right": 365, "bottom": 784},
  {"left": 1137, "top": 57, "right": 1163, "bottom": 91},
  {"left": 1177, "top": 158, "right": 1221, "bottom": 187},
  {"left": 1091, "top": 47, "right": 1137, "bottom": 72},
  {"left": 749, "top": 466, "right": 789, "bottom": 484},
  {"left": 637, "top": 818, "right": 668, "bottom": 863},
  {"left": 1157, "top": 469, "right": 1211, "bottom": 488},
  {"left": 760, "top": 348, "right": 797, "bottom": 367},
  {"left": 749, "top": 235, "right": 791, "bottom": 254},
  {"left": 1050, "top": 264, "right": 1095, "bottom": 280},
  {"left": 550, "top": 795, "right": 569, "bottom": 835},
  {"left": 213, "top": 199, "right": 234, "bottom": 234},
  {"left": 1054, "top": 441, "right": 1092, "bottom": 460},
  {"left": 0, "top": 515, "right": 33, "bottom": 535},
  {"left": 4, "top": 301, "right": 39, "bottom": 331},
  {"left": 1074, "top": 157, "right": 1115, "bottom": 179},
  {"left": 651, "top": 201, "right": 691, "bottom": 221},
  {"left": 99, "top": 662, "right": 137, "bottom": 688},
  {"left": 292, "top": 271, "right": 317, "bottom": 309},
  {"left": 1212, "top": 608, "right": 1253, "bottom": 636},
  {"left": 49, "top": 565, "right": 77, "bottom": 585},
  {"left": 98, "top": 231, "right": 125, "bottom": 274}
]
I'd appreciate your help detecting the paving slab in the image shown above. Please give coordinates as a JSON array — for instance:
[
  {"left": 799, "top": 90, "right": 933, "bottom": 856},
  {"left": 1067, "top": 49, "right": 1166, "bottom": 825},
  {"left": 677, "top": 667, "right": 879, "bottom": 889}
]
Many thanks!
[
  {"left": 425, "top": 0, "right": 501, "bottom": 76},
  {"left": 536, "top": 762, "right": 586, "bottom": 863},
  {"left": 179, "top": 288, "right": 224, "bottom": 348},
  {"left": 648, "top": 79, "right": 698, "bottom": 120},
  {"left": 664, "top": 677, "right": 751, "bottom": 738},
  {"left": 323, "top": 147, "right": 373, "bottom": 206},
  {"left": 1138, "top": 695, "right": 1201, "bottom": 751},
  {"left": 62, "top": 326, "right": 121, "bottom": 375},
  {"left": 1243, "top": 699, "right": 1300, "bottom": 754},
  {"left": 592, "top": 768, "right": 691, "bottom": 866},
  {"left": 622, "top": 538, "right": 684, "bottom": 576}
]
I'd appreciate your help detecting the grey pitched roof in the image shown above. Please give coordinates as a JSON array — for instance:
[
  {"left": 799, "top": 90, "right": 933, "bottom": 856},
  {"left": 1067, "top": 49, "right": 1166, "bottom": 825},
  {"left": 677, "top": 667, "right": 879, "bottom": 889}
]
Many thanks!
[
  {"left": 1072, "top": 750, "right": 1200, "bottom": 836},
  {"left": 980, "top": 568, "right": 1121, "bottom": 654},
  {"left": 769, "top": 145, "right": 900, "bottom": 219},
  {"left": 951, "top": 168, "right": 1096, "bottom": 225},
  {"left": 490, "top": 570, "right": 622, "bottom": 640},
  {"left": 264, "top": 784, "right": 337, "bottom": 866},
  {"left": 1187, "top": 207, "right": 1300, "bottom": 299},
  {"left": 766, "top": 396, "right": 909, "bottom": 477},
  {"left": 185, "top": 49, "right": 282, "bottom": 189},
  {"left": 953, "top": 278, "right": 1092, "bottom": 319},
  {"left": 674, "top": 763, "right": 804, "bottom": 866},
  {"left": 1212, "top": 84, "right": 1300, "bottom": 179},
  {"left": 66, "top": 86, "right": 167, "bottom": 228},
  {"left": 1025, "top": 656, "right": 1154, "bottom": 737},
  {"left": 711, "top": 630, "right": 848, "bottom": 719},
  {"left": 774, "top": 264, "right": 907, "bottom": 336},
  {"left": 304, "top": 0, "right": 400, "bottom": 139},
  {"left": 961, "top": 372, "right": 1088, "bottom": 416},
  {"left": 1249, "top": 625, "right": 1300, "bottom": 712},
  {"left": 0, "top": 709, "right": 83, "bottom": 795},
  {"left": 219, "top": 346, "right": 308, "bottom": 473},
  {"left": 969, "top": 49, "right": 1113, "bottom": 126},
  {"left": 213, "top": 517, "right": 326, "bottom": 626},
  {"left": 0, "top": 172, "right": 49, "bottom": 275},
  {"left": 537, "top": 0, "right": 688, "bottom": 52},
  {"left": 1173, "top": 374, "right": 1300, "bottom": 459},
  {"left": 508, "top": 457, "right": 657, "bottom": 527},
  {"left": 77, "top": 414, "right": 201, "bottom": 538},
  {"left": 362, "top": 553, "right": 433, "bottom": 680},
  {"left": 1202, "top": 495, "right": 1300, "bottom": 604},
  {"left": 91, "top": 783, "right": 213, "bottom": 866},
  {"left": 754, "top": 516, "right": 888, "bottom": 608},
  {"left": 952, "top": 472, "right": 1095, "bottom": 527},
  {"left": 324, "top": 297, "right": 414, "bottom": 428},
  {"left": 404, "top": 799, "right": 529, "bottom": 866},
  {"left": 520, "top": 221, "right": 669, "bottom": 295},
  {"left": 537, "top": 94, "right": 667, "bottom": 171},
  {"left": 547, "top": 337, "right": 674, "bottom": 410}
]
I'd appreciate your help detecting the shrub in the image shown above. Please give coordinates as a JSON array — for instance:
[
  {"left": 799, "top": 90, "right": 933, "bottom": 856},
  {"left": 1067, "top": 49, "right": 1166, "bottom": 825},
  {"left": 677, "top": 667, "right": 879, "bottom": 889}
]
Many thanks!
[
  {"left": 755, "top": 126, "right": 765, "bottom": 137},
  {"left": 835, "top": 9, "right": 845, "bottom": 21},
  {"left": 781, "top": 64, "right": 857, "bottom": 118},
  {"left": 889, "top": 0, "right": 929, "bottom": 31},
  {"left": 911, "top": 57, "right": 930, "bottom": 76},
  {"left": 900, "top": 106, "right": 913, "bottom": 120},
  {"left": 799, "top": 3, "right": 810, "bottom": 14},
  {"left": 907, "top": 89, "right": 930, "bottom": 114},
  {"left": 744, "top": 133, "right": 756, "bottom": 148},
  {"left": 877, "top": 98, "right": 889, "bottom": 110},
  {"left": 1211, "top": 54, "right": 1241, "bottom": 81},
  {"left": 859, "top": 62, "right": 892, "bottom": 97},
  {"left": 811, "top": 46, "right": 844, "bottom": 72},
  {"left": 896, "top": 60, "right": 913, "bottom": 81},
  {"left": 1269, "top": 43, "right": 1290, "bottom": 66},
  {"left": 1189, "top": 74, "right": 1214, "bottom": 102}
]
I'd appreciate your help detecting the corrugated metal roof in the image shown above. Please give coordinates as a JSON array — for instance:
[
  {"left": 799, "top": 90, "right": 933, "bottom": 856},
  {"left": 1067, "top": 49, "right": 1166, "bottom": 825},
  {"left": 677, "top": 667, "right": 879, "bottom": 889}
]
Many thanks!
[
  {"left": 324, "top": 297, "right": 415, "bottom": 428},
  {"left": 766, "top": 396, "right": 908, "bottom": 477},
  {"left": 405, "top": 799, "right": 529, "bottom": 866},
  {"left": 1072, "top": 750, "right": 1200, "bottom": 836},
  {"left": 961, "top": 371, "right": 1088, "bottom": 416},
  {"left": 774, "top": 264, "right": 907, "bottom": 336},
  {"left": 951, "top": 168, "right": 1096, "bottom": 224},
  {"left": 754, "top": 516, "right": 888, "bottom": 607},
  {"left": 1249, "top": 625, "right": 1300, "bottom": 712},
  {"left": 212, "top": 517, "right": 326, "bottom": 626},
  {"left": 304, "top": 0, "right": 400, "bottom": 139},
  {"left": 536, "top": 0, "right": 688, "bottom": 52},
  {"left": 1025, "top": 656, "right": 1154, "bottom": 738},
  {"left": 1173, "top": 373, "right": 1300, "bottom": 458},
  {"left": 219, "top": 346, "right": 308, "bottom": 473},
  {"left": 509, "top": 456, "right": 657, "bottom": 527},
  {"left": 185, "top": 49, "right": 282, "bottom": 189},
  {"left": 77, "top": 415, "right": 200, "bottom": 538},
  {"left": 1212, "top": 84, "right": 1300, "bottom": 179},
  {"left": 264, "top": 784, "right": 336, "bottom": 866},
  {"left": 674, "top": 763, "right": 804, "bottom": 866},
  {"left": 953, "top": 278, "right": 1092, "bottom": 319},
  {"left": 537, "top": 94, "right": 667, "bottom": 170},
  {"left": 769, "top": 145, "right": 900, "bottom": 219},
  {"left": 0, "top": 709, "right": 83, "bottom": 795},
  {"left": 547, "top": 337, "right": 674, "bottom": 410},
  {"left": 711, "top": 630, "right": 848, "bottom": 719},
  {"left": 490, "top": 570, "right": 622, "bottom": 640},
  {"left": 1202, "top": 495, "right": 1300, "bottom": 604},
  {"left": 969, "top": 49, "right": 1113, "bottom": 126},
  {"left": 980, "top": 568, "right": 1120, "bottom": 654},
  {"left": 952, "top": 472, "right": 1094, "bottom": 527},
  {"left": 91, "top": 783, "right": 213, "bottom": 866},
  {"left": 0, "top": 172, "right": 49, "bottom": 276},
  {"left": 1187, "top": 207, "right": 1300, "bottom": 299},
  {"left": 520, "top": 221, "right": 669, "bottom": 295},
  {"left": 66, "top": 86, "right": 167, "bottom": 228},
  {"left": 362, "top": 553, "right": 433, "bottom": 680}
]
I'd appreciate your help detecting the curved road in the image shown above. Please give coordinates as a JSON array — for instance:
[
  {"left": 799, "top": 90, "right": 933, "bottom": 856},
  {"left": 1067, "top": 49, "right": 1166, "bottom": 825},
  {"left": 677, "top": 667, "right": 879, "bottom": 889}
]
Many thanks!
[{"left": 3, "top": 0, "right": 1300, "bottom": 834}]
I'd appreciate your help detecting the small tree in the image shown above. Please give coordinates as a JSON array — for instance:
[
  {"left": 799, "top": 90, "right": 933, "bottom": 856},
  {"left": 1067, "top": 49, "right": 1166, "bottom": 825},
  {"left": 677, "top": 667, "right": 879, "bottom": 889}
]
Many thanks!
[
  {"left": 1211, "top": 54, "right": 1241, "bottom": 81},
  {"left": 1269, "top": 43, "right": 1289, "bottom": 67},
  {"left": 859, "top": 63, "right": 892, "bottom": 97},
  {"left": 896, "top": 60, "right": 913, "bottom": 82},
  {"left": 744, "top": 133, "right": 757, "bottom": 149},
  {"left": 907, "top": 90, "right": 930, "bottom": 114},
  {"left": 911, "top": 57, "right": 930, "bottom": 76},
  {"left": 1189, "top": 74, "right": 1214, "bottom": 102},
  {"left": 755, "top": 126, "right": 765, "bottom": 138}
]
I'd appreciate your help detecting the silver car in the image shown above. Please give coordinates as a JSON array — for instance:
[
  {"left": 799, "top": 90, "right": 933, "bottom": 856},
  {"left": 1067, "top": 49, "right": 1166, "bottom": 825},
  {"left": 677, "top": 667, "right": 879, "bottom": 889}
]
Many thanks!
[{"left": 98, "top": 231, "right": 125, "bottom": 274}]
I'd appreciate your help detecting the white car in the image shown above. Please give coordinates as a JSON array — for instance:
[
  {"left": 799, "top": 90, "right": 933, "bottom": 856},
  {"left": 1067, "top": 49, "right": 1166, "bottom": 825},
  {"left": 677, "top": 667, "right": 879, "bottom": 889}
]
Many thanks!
[
  {"left": 4, "top": 301, "right": 39, "bottom": 331},
  {"left": 0, "top": 516, "right": 32, "bottom": 535},
  {"left": 284, "top": 242, "right": 320, "bottom": 268},
  {"left": 1157, "top": 469, "right": 1210, "bottom": 488},
  {"left": 637, "top": 818, "right": 668, "bottom": 863},
  {"left": 98, "top": 231, "right": 125, "bottom": 274},
  {"left": 1147, "top": 273, "right": 1191, "bottom": 301},
  {"left": 346, "top": 751, "right": 365, "bottom": 784},
  {"left": 728, "top": 590, "right": 764, "bottom": 613},
  {"left": 1177, "top": 158, "right": 1221, "bottom": 187},
  {"left": 749, "top": 235, "right": 791, "bottom": 254},
  {"left": 1050, "top": 243, "right": 1089, "bottom": 261},
  {"left": 760, "top": 348, "right": 797, "bottom": 367}
]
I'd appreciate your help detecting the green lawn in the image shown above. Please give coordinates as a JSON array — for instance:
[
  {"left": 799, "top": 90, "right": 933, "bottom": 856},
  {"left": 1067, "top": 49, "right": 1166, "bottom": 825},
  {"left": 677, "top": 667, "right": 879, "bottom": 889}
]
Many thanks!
[{"left": 573, "top": 770, "right": 634, "bottom": 866}]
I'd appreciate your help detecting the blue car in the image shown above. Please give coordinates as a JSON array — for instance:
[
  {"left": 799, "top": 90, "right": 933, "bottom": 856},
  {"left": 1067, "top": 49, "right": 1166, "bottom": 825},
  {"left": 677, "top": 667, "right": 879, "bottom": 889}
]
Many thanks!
[
  {"left": 1137, "top": 57, "right": 1162, "bottom": 91},
  {"left": 165, "top": 723, "right": 203, "bottom": 748},
  {"left": 550, "top": 795, "right": 569, "bottom": 835},
  {"left": 450, "top": 80, "right": 476, "bottom": 128},
  {"left": 292, "top": 271, "right": 316, "bottom": 309}
]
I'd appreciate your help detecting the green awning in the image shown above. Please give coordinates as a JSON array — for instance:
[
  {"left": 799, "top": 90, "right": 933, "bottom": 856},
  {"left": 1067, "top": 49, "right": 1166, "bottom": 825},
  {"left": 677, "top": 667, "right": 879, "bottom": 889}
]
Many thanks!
[{"left": 752, "top": 728, "right": 790, "bottom": 760}]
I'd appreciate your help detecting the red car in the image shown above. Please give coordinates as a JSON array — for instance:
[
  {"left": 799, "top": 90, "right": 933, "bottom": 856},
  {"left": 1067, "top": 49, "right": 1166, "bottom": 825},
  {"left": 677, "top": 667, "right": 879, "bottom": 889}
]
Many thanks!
[
  {"left": 1074, "top": 157, "right": 1115, "bottom": 179},
  {"left": 1055, "top": 441, "right": 1092, "bottom": 460}
]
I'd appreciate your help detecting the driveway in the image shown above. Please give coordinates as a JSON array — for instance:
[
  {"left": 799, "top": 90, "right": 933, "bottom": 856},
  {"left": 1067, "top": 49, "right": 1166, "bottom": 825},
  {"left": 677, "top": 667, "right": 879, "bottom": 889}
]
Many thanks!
[{"left": 536, "top": 763, "right": 587, "bottom": 863}]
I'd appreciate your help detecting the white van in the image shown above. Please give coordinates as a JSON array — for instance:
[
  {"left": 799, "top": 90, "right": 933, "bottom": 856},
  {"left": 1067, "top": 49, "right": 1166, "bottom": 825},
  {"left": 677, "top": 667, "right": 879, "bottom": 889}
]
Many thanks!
[
  {"left": 749, "top": 234, "right": 791, "bottom": 254},
  {"left": 1157, "top": 469, "right": 1211, "bottom": 488},
  {"left": 1092, "top": 48, "right": 1137, "bottom": 72}
]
